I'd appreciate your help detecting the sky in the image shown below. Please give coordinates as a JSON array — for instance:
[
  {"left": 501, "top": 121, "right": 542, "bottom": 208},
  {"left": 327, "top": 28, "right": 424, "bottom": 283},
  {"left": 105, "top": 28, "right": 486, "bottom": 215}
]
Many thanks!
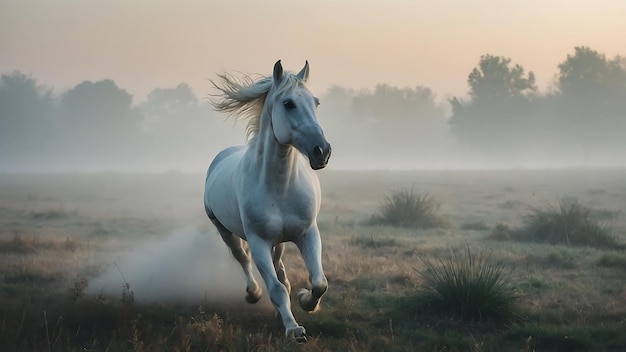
[{"left": 2, "top": 0, "right": 625, "bottom": 103}]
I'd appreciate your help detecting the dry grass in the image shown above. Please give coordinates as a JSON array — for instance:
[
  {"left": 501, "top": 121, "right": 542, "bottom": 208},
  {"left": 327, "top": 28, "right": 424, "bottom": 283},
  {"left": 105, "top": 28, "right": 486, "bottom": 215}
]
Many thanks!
[
  {"left": 516, "top": 199, "right": 621, "bottom": 248},
  {"left": 369, "top": 189, "right": 443, "bottom": 228},
  {"left": 414, "top": 246, "right": 523, "bottom": 325},
  {"left": 0, "top": 170, "right": 625, "bottom": 351}
]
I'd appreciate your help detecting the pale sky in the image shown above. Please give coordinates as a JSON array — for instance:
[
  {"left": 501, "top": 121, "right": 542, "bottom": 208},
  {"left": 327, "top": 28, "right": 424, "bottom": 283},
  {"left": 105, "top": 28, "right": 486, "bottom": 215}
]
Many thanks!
[{"left": 2, "top": 0, "right": 625, "bottom": 103}]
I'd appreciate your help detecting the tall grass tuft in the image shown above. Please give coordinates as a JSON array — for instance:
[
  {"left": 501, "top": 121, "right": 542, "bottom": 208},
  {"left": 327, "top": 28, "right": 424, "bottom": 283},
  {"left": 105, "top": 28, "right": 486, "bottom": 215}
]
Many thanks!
[
  {"left": 516, "top": 199, "right": 620, "bottom": 249},
  {"left": 415, "top": 247, "right": 523, "bottom": 325},
  {"left": 487, "top": 222, "right": 512, "bottom": 241},
  {"left": 371, "top": 188, "right": 442, "bottom": 228},
  {"left": 597, "top": 253, "right": 626, "bottom": 268}
]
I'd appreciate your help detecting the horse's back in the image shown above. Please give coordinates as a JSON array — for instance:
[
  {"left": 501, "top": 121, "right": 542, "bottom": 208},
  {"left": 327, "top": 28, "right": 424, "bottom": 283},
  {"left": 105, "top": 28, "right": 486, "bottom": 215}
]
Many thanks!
[
  {"left": 204, "top": 145, "right": 246, "bottom": 232},
  {"left": 207, "top": 145, "right": 245, "bottom": 177}
]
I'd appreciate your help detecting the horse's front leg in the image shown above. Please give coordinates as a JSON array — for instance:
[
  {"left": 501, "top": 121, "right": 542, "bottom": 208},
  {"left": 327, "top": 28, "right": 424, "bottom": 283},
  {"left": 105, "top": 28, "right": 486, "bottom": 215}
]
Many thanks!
[
  {"left": 247, "top": 235, "right": 307, "bottom": 342},
  {"left": 296, "top": 225, "right": 328, "bottom": 313}
]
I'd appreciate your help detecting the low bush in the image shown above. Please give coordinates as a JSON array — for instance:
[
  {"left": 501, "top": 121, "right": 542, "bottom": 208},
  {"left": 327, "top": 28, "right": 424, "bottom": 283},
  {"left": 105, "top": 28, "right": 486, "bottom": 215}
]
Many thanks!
[
  {"left": 350, "top": 235, "right": 397, "bottom": 248},
  {"left": 413, "top": 247, "right": 523, "bottom": 325},
  {"left": 460, "top": 218, "right": 490, "bottom": 231},
  {"left": 486, "top": 222, "right": 512, "bottom": 241},
  {"left": 370, "top": 188, "right": 442, "bottom": 228},
  {"left": 515, "top": 199, "right": 620, "bottom": 249},
  {"left": 597, "top": 253, "right": 626, "bottom": 268}
]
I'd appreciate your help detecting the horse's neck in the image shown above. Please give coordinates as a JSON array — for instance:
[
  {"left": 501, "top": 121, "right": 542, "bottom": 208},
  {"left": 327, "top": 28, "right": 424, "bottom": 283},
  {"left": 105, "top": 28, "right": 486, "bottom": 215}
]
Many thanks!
[{"left": 251, "top": 126, "right": 301, "bottom": 192}]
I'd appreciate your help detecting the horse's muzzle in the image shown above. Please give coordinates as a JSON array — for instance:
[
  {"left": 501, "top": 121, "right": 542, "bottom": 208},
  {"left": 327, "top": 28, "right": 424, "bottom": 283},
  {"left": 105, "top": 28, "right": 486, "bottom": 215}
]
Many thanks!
[{"left": 311, "top": 144, "right": 332, "bottom": 170}]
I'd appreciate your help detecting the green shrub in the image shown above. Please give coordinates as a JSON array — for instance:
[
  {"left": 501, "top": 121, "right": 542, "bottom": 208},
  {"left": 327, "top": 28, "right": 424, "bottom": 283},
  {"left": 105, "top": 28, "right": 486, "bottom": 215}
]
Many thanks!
[
  {"left": 350, "top": 235, "right": 397, "bottom": 248},
  {"left": 538, "top": 249, "right": 578, "bottom": 269},
  {"left": 597, "top": 253, "right": 626, "bottom": 268},
  {"left": 487, "top": 222, "right": 512, "bottom": 241},
  {"left": 415, "top": 247, "right": 523, "bottom": 325},
  {"left": 460, "top": 218, "right": 490, "bottom": 231},
  {"left": 370, "top": 189, "right": 442, "bottom": 228},
  {"left": 515, "top": 199, "right": 620, "bottom": 249}
]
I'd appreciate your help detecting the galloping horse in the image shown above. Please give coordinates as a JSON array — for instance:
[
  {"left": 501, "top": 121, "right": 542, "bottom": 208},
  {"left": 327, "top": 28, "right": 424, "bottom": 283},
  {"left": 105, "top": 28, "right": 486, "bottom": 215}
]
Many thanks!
[{"left": 204, "top": 60, "right": 331, "bottom": 342}]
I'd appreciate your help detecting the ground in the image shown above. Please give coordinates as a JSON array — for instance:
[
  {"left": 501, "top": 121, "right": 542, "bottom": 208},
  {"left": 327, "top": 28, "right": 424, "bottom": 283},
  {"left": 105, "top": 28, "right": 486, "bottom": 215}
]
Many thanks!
[{"left": 0, "top": 169, "right": 625, "bottom": 351}]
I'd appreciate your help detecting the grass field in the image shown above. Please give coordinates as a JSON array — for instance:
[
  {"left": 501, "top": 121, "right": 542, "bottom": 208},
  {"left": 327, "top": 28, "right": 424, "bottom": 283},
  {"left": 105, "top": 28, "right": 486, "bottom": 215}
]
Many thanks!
[{"left": 1, "top": 169, "right": 625, "bottom": 351}]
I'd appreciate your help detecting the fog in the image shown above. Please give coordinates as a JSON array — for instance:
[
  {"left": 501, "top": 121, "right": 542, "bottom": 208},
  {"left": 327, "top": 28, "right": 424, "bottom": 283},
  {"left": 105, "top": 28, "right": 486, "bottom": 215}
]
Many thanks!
[{"left": 1, "top": 47, "right": 626, "bottom": 172}]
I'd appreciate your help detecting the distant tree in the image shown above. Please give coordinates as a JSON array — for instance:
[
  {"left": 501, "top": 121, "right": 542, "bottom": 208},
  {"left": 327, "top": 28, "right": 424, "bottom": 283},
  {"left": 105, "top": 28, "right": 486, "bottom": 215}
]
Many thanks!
[
  {"left": 467, "top": 55, "right": 536, "bottom": 101},
  {"left": 0, "top": 71, "right": 56, "bottom": 167},
  {"left": 350, "top": 84, "right": 447, "bottom": 145},
  {"left": 352, "top": 84, "right": 442, "bottom": 122},
  {"left": 60, "top": 79, "right": 138, "bottom": 127},
  {"left": 346, "top": 84, "right": 449, "bottom": 166},
  {"left": 319, "top": 85, "right": 353, "bottom": 119},
  {"left": 58, "top": 79, "right": 144, "bottom": 165},
  {"left": 557, "top": 46, "right": 626, "bottom": 102},
  {"left": 317, "top": 85, "right": 355, "bottom": 146},
  {"left": 138, "top": 83, "right": 240, "bottom": 169},
  {"left": 551, "top": 46, "right": 626, "bottom": 161},
  {"left": 140, "top": 83, "right": 204, "bottom": 154},
  {"left": 141, "top": 83, "right": 199, "bottom": 133},
  {"left": 448, "top": 54, "right": 537, "bottom": 155},
  {"left": 322, "top": 85, "right": 353, "bottom": 106}
]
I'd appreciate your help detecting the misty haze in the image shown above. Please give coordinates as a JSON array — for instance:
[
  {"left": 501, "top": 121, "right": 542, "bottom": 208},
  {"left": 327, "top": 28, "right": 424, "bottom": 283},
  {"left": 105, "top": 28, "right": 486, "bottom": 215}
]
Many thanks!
[{"left": 2, "top": 46, "right": 626, "bottom": 172}]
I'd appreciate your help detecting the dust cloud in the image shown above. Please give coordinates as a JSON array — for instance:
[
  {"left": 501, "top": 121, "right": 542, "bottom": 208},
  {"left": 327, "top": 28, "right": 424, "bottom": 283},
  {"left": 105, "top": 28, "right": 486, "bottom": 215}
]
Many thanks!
[{"left": 88, "top": 227, "right": 270, "bottom": 307}]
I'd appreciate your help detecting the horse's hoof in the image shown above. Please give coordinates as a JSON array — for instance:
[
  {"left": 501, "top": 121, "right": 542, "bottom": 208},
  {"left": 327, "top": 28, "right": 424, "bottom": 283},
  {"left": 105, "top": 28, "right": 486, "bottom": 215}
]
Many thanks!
[
  {"left": 297, "top": 288, "right": 320, "bottom": 313},
  {"left": 246, "top": 287, "right": 262, "bottom": 304},
  {"left": 286, "top": 326, "right": 307, "bottom": 343}
]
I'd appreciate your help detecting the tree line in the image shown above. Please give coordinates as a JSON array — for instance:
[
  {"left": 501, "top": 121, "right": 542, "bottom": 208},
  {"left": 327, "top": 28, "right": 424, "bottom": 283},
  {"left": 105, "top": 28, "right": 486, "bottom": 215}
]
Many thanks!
[
  {"left": 449, "top": 47, "right": 626, "bottom": 166},
  {"left": 0, "top": 77, "right": 240, "bottom": 171},
  {"left": 321, "top": 46, "right": 626, "bottom": 168},
  {"left": 1, "top": 46, "right": 625, "bottom": 171}
]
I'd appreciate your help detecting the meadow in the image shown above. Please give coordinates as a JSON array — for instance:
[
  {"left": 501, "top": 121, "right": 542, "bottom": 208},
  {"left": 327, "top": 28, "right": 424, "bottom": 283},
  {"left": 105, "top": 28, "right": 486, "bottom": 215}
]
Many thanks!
[{"left": 0, "top": 169, "right": 625, "bottom": 351}]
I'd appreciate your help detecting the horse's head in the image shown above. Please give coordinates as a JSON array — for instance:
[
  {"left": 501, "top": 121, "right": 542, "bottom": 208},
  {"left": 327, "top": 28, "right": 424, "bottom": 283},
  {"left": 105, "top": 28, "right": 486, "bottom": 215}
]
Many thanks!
[{"left": 269, "top": 60, "right": 331, "bottom": 170}]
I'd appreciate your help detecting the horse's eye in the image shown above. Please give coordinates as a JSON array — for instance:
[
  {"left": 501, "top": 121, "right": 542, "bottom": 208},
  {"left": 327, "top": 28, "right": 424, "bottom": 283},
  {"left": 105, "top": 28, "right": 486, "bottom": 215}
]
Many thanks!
[{"left": 283, "top": 99, "right": 296, "bottom": 110}]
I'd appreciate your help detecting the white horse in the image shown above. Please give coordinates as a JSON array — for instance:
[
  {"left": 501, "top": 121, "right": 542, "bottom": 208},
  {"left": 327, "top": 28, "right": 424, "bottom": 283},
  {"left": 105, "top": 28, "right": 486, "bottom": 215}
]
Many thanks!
[{"left": 204, "top": 60, "right": 331, "bottom": 342}]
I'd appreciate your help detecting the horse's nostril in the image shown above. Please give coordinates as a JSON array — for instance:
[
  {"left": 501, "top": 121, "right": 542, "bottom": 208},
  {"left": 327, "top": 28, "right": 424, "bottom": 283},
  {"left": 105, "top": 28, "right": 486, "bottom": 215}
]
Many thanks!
[{"left": 313, "top": 146, "right": 323, "bottom": 157}]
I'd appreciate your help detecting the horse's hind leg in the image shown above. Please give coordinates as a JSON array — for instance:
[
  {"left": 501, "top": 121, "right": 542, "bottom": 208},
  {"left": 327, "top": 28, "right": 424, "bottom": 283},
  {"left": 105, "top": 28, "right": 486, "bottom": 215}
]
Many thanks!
[
  {"left": 211, "top": 220, "right": 262, "bottom": 303},
  {"left": 272, "top": 243, "right": 291, "bottom": 296}
]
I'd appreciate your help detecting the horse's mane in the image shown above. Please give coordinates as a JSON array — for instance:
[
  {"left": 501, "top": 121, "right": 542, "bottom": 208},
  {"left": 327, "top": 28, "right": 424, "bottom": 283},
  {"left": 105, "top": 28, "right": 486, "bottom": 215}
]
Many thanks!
[{"left": 210, "top": 71, "right": 305, "bottom": 141}]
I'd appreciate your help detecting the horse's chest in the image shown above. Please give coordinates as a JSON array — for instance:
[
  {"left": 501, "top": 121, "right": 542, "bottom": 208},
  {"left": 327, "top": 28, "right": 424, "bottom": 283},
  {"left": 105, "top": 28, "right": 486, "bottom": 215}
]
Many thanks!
[{"left": 243, "top": 191, "right": 317, "bottom": 241}]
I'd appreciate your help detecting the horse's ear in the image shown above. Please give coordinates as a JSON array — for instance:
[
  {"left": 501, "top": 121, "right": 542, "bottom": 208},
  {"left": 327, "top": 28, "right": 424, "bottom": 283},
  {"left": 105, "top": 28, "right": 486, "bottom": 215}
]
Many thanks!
[
  {"left": 296, "top": 60, "right": 309, "bottom": 82},
  {"left": 273, "top": 60, "right": 283, "bottom": 83}
]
